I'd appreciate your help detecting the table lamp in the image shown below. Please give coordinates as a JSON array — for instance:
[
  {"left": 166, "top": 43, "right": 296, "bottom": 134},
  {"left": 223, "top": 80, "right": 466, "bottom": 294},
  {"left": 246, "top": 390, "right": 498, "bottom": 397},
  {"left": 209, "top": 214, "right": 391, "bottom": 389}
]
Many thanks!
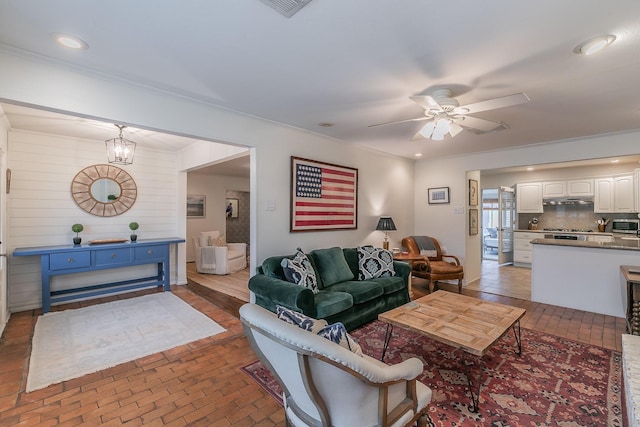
[{"left": 376, "top": 216, "right": 397, "bottom": 250}]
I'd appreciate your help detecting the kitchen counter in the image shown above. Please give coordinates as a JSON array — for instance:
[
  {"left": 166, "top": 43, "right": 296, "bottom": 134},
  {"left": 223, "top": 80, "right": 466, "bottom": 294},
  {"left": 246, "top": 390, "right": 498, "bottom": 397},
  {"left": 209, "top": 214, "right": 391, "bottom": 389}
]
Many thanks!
[
  {"left": 530, "top": 238, "right": 640, "bottom": 318},
  {"left": 531, "top": 237, "right": 640, "bottom": 251}
]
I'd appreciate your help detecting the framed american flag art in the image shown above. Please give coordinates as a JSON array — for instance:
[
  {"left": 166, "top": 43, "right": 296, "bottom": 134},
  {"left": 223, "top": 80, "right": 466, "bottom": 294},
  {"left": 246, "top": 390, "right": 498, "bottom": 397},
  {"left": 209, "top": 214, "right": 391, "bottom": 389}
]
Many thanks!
[{"left": 290, "top": 157, "right": 358, "bottom": 232}]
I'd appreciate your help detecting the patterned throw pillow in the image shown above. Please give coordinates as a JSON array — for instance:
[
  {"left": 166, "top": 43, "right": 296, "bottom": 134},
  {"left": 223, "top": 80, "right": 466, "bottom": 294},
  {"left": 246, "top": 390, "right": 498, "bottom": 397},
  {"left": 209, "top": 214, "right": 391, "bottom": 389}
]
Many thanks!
[
  {"left": 316, "top": 322, "right": 363, "bottom": 356},
  {"left": 210, "top": 235, "right": 227, "bottom": 247},
  {"left": 357, "top": 246, "right": 396, "bottom": 280},
  {"left": 276, "top": 305, "right": 327, "bottom": 334},
  {"left": 281, "top": 248, "right": 319, "bottom": 294}
]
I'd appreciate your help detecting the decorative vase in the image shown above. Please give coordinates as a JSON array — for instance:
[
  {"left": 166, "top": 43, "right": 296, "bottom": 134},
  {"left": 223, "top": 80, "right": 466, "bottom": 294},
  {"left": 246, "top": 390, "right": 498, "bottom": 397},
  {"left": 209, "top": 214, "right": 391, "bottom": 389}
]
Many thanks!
[
  {"left": 130, "top": 234, "right": 137, "bottom": 242},
  {"left": 598, "top": 224, "right": 605, "bottom": 232},
  {"left": 73, "top": 237, "right": 81, "bottom": 246}
]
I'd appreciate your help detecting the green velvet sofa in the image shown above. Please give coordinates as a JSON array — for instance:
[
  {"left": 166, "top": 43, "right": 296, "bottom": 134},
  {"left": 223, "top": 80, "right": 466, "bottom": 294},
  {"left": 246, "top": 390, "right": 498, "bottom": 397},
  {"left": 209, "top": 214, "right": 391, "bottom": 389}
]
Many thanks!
[{"left": 248, "top": 247, "right": 411, "bottom": 331}]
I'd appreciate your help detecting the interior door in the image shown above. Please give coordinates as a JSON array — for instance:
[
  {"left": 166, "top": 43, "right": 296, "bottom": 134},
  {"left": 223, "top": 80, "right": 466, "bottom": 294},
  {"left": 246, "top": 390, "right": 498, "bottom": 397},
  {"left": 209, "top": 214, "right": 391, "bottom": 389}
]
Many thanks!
[{"left": 498, "top": 186, "right": 515, "bottom": 265}]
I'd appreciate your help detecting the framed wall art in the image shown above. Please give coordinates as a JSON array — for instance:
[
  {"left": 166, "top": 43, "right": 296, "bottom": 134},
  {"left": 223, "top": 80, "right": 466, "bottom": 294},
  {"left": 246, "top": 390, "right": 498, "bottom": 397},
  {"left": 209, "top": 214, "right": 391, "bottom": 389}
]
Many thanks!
[
  {"left": 469, "top": 208, "right": 479, "bottom": 235},
  {"left": 226, "top": 198, "right": 238, "bottom": 218},
  {"left": 428, "top": 187, "right": 450, "bottom": 204},
  {"left": 186, "top": 195, "right": 206, "bottom": 218},
  {"left": 290, "top": 156, "right": 358, "bottom": 232},
  {"left": 469, "top": 179, "right": 478, "bottom": 206}
]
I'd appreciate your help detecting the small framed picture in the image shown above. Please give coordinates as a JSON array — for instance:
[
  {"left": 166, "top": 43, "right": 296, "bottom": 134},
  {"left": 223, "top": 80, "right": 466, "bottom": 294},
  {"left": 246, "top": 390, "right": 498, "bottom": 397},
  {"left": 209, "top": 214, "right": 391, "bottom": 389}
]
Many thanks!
[
  {"left": 469, "top": 208, "right": 478, "bottom": 235},
  {"left": 428, "top": 187, "right": 450, "bottom": 204},
  {"left": 226, "top": 198, "right": 239, "bottom": 218},
  {"left": 187, "top": 195, "right": 206, "bottom": 218},
  {"left": 469, "top": 179, "right": 478, "bottom": 206}
]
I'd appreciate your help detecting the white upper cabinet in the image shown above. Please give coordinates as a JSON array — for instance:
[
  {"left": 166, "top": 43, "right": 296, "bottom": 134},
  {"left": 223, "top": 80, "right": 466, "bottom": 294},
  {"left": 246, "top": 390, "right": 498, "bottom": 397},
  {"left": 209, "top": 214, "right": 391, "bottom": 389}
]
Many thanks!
[
  {"left": 541, "top": 179, "right": 594, "bottom": 198},
  {"left": 567, "top": 179, "right": 594, "bottom": 197},
  {"left": 594, "top": 178, "right": 614, "bottom": 213},
  {"left": 594, "top": 175, "right": 635, "bottom": 213},
  {"left": 614, "top": 175, "right": 635, "bottom": 212},
  {"left": 542, "top": 181, "right": 566, "bottom": 198},
  {"left": 516, "top": 182, "right": 543, "bottom": 213}
]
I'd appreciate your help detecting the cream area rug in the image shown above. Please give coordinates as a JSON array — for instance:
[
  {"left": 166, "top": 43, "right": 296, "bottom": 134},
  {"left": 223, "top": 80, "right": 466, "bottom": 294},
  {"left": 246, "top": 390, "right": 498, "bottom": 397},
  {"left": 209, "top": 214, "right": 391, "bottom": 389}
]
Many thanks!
[{"left": 27, "top": 293, "right": 226, "bottom": 392}]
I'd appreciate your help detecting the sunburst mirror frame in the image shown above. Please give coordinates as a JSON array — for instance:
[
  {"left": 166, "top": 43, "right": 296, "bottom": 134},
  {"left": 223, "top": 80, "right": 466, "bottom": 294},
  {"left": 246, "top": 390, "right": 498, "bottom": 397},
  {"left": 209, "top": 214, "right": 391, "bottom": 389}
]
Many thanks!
[{"left": 71, "top": 164, "right": 137, "bottom": 217}]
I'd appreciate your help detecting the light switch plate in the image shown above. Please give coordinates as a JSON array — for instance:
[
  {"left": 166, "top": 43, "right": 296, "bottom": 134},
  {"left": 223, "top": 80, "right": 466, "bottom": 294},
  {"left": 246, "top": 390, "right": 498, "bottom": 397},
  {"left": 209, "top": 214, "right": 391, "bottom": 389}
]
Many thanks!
[{"left": 453, "top": 206, "right": 464, "bottom": 214}]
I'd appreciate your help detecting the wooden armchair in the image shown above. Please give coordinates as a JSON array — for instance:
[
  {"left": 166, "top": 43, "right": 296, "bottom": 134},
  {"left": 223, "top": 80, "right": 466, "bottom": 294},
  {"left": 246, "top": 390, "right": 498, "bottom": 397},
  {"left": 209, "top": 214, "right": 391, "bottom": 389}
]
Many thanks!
[{"left": 401, "top": 236, "right": 464, "bottom": 294}]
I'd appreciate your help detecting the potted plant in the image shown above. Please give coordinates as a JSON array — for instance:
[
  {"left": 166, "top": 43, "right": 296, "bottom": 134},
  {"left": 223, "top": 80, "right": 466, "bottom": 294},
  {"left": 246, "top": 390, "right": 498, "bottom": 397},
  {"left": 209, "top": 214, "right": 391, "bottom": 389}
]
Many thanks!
[
  {"left": 71, "top": 223, "right": 84, "bottom": 246},
  {"left": 129, "top": 222, "right": 139, "bottom": 242}
]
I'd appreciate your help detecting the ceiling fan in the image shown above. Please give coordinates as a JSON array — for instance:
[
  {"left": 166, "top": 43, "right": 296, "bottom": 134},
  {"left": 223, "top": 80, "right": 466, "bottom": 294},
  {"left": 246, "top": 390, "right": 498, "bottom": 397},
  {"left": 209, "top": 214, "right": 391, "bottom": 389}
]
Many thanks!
[{"left": 369, "top": 89, "right": 530, "bottom": 140}]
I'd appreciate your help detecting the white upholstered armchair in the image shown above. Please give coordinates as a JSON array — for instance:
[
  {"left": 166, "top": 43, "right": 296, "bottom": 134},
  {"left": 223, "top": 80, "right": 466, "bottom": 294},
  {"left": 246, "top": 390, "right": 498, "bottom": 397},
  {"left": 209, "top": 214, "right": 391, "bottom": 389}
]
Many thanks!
[
  {"left": 192, "top": 231, "right": 247, "bottom": 275},
  {"left": 240, "top": 303, "right": 432, "bottom": 427}
]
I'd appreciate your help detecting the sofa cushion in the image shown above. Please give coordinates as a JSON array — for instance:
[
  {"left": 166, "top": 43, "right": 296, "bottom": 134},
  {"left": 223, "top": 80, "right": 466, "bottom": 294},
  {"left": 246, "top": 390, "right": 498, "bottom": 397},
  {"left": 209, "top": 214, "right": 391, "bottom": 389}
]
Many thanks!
[
  {"left": 357, "top": 246, "right": 396, "bottom": 280},
  {"left": 281, "top": 248, "right": 319, "bottom": 294},
  {"left": 316, "top": 322, "right": 363, "bottom": 356},
  {"left": 324, "top": 280, "right": 384, "bottom": 304},
  {"left": 309, "top": 247, "right": 354, "bottom": 288},
  {"left": 276, "top": 305, "right": 328, "bottom": 334},
  {"left": 314, "top": 291, "right": 353, "bottom": 319},
  {"left": 368, "top": 276, "right": 406, "bottom": 295}
]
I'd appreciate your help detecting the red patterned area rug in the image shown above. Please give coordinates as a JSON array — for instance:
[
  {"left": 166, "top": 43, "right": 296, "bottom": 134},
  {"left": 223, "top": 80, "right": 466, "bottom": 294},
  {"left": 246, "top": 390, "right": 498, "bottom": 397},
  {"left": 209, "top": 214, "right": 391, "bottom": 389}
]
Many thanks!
[{"left": 241, "top": 320, "right": 623, "bottom": 426}]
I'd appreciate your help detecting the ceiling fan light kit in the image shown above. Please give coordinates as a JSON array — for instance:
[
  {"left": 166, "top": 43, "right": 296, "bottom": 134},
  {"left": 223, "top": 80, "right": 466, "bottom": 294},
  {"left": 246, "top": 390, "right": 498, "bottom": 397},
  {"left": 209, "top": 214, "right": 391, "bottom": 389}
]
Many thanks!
[
  {"left": 573, "top": 35, "right": 616, "bottom": 55},
  {"left": 371, "top": 89, "right": 530, "bottom": 141}
]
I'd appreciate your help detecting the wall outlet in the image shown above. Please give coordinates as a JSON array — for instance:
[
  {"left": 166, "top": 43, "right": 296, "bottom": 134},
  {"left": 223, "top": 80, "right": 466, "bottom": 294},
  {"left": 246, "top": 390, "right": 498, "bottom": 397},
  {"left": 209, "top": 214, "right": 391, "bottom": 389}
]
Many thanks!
[{"left": 453, "top": 206, "right": 464, "bottom": 214}]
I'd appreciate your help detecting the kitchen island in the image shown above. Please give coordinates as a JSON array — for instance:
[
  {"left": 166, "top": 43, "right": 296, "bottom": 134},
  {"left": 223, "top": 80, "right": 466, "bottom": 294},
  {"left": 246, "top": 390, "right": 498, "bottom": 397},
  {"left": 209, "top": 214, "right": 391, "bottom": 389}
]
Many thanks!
[{"left": 531, "top": 237, "right": 640, "bottom": 318}]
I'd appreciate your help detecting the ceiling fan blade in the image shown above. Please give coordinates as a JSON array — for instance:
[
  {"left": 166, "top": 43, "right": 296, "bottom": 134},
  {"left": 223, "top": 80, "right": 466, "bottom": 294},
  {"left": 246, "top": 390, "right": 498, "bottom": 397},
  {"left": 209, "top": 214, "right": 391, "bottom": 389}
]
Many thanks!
[
  {"left": 368, "top": 116, "right": 430, "bottom": 128},
  {"left": 457, "top": 92, "right": 530, "bottom": 114},
  {"left": 458, "top": 116, "right": 503, "bottom": 132},
  {"left": 409, "top": 95, "right": 443, "bottom": 112}
]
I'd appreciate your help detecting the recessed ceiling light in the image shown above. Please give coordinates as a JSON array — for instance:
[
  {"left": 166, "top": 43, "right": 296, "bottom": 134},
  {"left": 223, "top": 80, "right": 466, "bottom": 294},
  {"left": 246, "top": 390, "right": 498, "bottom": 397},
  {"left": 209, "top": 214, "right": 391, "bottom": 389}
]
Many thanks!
[
  {"left": 573, "top": 35, "right": 616, "bottom": 55},
  {"left": 414, "top": 153, "right": 423, "bottom": 157},
  {"left": 611, "top": 159, "right": 620, "bottom": 163},
  {"left": 526, "top": 167, "right": 534, "bottom": 171},
  {"left": 52, "top": 33, "right": 89, "bottom": 50}
]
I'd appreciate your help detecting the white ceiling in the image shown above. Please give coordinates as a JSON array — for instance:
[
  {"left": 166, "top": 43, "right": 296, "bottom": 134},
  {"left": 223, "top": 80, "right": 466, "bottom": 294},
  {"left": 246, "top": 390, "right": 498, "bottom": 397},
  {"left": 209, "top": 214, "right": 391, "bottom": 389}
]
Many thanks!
[{"left": 0, "top": 1, "right": 639, "bottom": 163}]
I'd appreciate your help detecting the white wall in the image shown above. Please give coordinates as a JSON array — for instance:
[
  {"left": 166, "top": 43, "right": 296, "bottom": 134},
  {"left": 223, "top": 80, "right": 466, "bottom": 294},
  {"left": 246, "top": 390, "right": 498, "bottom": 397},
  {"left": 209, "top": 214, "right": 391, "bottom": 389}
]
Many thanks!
[
  {"left": 415, "top": 131, "right": 640, "bottom": 286},
  {"left": 7, "top": 130, "right": 182, "bottom": 311},
  {"left": 186, "top": 172, "right": 250, "bottom": 261},
  {"left": 0, "top": 50, "right": 416, "bottom": 316}
]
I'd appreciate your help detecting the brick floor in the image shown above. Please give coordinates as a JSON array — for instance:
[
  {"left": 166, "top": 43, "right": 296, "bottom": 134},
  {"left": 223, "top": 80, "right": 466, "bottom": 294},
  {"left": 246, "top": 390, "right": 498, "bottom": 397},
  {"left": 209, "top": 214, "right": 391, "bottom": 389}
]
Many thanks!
[{"left": 0, "top": 271, "right": 627, "bottom": 426}]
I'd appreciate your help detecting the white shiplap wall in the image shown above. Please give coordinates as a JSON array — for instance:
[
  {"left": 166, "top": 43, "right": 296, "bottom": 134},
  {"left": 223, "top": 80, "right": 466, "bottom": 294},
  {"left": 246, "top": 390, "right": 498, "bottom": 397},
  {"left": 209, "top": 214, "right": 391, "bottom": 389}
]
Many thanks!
[{"left": 7, "top": 130, "right": 182, "bottom": 312}]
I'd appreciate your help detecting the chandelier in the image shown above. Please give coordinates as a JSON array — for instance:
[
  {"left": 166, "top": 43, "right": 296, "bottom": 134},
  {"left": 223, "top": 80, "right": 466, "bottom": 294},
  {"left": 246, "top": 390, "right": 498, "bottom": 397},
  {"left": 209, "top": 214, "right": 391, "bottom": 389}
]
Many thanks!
[{"left": 105, "top": 124, "right": 136, "bottom": 165}]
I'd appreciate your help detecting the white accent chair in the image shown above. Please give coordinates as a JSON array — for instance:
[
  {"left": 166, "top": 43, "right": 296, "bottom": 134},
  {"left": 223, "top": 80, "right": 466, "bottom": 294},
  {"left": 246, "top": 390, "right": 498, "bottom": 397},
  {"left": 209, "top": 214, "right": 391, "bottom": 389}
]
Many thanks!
[
  {"left": 240, "top": 303, "right": 432, "bottom": 427},
  {"left": 192, "top": 231, "right": 247, "bottom": 275}
]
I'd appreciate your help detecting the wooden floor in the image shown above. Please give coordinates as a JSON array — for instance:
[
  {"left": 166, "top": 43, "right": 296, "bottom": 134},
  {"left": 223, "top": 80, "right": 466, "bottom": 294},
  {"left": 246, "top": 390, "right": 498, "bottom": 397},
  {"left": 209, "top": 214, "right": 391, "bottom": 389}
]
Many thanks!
[{"left": 0, "top": 261, "right": 627, "bottom": 426}]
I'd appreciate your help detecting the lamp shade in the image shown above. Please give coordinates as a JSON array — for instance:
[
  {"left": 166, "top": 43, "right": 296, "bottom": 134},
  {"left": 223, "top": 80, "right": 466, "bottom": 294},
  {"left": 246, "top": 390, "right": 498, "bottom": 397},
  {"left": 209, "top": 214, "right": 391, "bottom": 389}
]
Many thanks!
[{"left": 376, "top": 216, "right": 397, "bottom": 231}]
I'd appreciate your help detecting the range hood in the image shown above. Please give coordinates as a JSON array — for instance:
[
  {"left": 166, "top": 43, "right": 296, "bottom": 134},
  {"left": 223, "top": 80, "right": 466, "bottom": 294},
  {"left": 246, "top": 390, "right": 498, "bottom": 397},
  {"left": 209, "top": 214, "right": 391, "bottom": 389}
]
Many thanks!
[{"left": 543, "top": 197, "right": 594, "bottom": 206}]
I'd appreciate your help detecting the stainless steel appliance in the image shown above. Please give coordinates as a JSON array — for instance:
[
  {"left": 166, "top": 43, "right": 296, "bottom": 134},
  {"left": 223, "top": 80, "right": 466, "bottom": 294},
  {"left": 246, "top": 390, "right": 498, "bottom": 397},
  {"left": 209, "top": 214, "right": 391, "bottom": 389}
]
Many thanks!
[
  {"left": 612, "top": 219, "right": 640, "bottom": 234},
  {"left": 543, "top": 228, "right": 591, "bottom": 241}
]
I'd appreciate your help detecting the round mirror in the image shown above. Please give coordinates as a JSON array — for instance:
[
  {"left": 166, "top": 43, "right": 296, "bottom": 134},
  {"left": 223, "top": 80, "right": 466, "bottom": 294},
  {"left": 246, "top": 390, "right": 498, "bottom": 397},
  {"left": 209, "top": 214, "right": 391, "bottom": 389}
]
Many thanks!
[
  {"left": 71, "top": 164, "right": 137, "bottom": 217},
  {"left": 91, "top": 178, "right": 122, "bottom": 203}
]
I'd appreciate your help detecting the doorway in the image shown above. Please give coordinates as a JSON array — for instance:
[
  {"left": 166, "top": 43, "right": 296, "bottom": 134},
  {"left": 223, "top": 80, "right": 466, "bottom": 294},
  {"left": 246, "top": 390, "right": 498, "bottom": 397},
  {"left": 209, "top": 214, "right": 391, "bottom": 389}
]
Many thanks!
[{"left": 481, "top": 189, "right": 499, "bottom": 261}]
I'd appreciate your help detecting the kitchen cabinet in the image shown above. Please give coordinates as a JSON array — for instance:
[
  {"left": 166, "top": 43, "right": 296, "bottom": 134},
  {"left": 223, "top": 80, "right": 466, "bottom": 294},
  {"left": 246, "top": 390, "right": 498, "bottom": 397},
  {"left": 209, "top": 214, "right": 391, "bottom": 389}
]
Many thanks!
[
  {"left": 615, "top": 175, "right": 635, "bottom": 212},
  {"left": 567, "top": 179, "right": 594, "bottom": 197},
  {"left": 513, "top": 231, "right": 538, "bottom": 267},
  {"left": 542, "top": 179, "right": 594, "bottom": 198},
  {"left": 542, "top": 181, "right": 566, "bottom": 198},
  {"left": 516, "top": 183, "right": 543, "bottom": 213},
  {"left": 595, "top": 175, "right": 635, "bottom": 213},
  {"left": 636, "top": 169, "right": 640, "bottom": 212},
  {"left": 594, "top": 178, "right": 614, "bottom": 212}
]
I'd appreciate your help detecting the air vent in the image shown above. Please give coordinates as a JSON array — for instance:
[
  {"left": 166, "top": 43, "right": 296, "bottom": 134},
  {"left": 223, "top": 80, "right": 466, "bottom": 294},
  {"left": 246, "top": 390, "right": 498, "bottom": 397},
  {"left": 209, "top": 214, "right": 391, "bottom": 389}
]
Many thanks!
[
  {"left": 259, "top": 0, "right": 312, "bottom": 18},
  {"left": 466, "top": 123, "right": 509, "bottom": 135}
]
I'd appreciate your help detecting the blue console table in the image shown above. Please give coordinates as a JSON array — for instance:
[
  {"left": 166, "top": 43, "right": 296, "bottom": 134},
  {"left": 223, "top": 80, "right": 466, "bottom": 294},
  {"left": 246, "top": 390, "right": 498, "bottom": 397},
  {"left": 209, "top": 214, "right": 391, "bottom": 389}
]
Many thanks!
[{"left": 13, "top": 237, "right": 185, "bottom": 313}]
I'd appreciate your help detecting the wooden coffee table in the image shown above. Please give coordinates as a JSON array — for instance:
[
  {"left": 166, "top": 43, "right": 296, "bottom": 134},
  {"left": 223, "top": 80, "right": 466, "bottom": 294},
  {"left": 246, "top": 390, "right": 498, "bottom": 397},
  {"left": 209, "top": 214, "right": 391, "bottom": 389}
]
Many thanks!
[{"left": 378, "top": 290, "right": 526, "bottom": 412}]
